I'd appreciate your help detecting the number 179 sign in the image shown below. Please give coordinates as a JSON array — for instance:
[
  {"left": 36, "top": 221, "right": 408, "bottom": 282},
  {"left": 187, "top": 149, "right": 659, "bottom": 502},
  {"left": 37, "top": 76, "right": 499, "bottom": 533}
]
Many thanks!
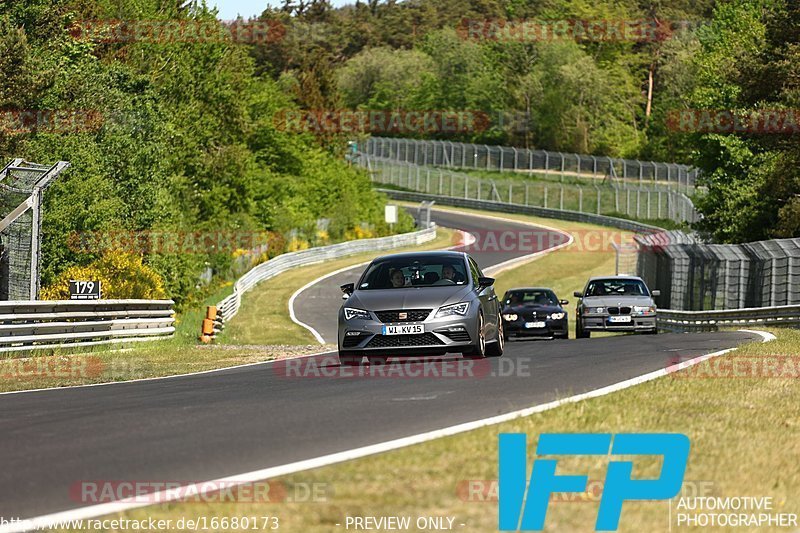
[{"left": 69, "top": 280, "right": 101, "bottom": 300}]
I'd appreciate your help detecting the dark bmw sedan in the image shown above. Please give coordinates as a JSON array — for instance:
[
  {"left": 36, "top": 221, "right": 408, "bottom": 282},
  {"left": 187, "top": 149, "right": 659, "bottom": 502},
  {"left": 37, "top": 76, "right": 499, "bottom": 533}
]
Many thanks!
[{"left": 500, "top": 287, "right": 569, "bottom": 339}]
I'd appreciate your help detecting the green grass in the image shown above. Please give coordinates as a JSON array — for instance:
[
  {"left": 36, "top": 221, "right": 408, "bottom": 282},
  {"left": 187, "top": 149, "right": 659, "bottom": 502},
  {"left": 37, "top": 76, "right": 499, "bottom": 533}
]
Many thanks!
[{"left": 85, "top": 328, "right": 800, "bottom": 533}]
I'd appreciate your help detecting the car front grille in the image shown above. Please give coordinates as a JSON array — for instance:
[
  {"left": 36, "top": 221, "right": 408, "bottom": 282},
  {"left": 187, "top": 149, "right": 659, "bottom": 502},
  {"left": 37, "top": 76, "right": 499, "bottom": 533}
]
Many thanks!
[
  {"left": 366, "top": 332, "right": 443, "bottom": 348},
  {"left": 607, "top": 306, "right": 632, "bottom": 315},
  {"left": 521, "top": 311, "right": 542, "bottom": 320},
  {"left": 374, "top": 309, "right": 432, "bottom": 323}
]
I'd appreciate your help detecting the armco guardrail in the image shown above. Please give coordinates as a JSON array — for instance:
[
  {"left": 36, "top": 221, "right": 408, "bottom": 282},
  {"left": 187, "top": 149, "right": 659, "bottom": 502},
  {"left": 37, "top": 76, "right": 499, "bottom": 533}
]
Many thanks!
[
  {"left": 377, "top": 189, "right": 662, "bottom": 233},
  {"left": 658, "top": 305, "right": 800, "bottom": 333},
  {"left": 202, "top": 226, "right": 437, "bottom": 342},
  {"left": 0, "top": 299, "right": 175, "bottom": 353}
]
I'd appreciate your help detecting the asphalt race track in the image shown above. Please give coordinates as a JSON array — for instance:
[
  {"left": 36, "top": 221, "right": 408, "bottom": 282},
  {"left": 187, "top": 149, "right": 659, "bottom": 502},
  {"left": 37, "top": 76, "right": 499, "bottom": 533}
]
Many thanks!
[{"left": 0, "top": 209, "right": 762, "bottom": 521}]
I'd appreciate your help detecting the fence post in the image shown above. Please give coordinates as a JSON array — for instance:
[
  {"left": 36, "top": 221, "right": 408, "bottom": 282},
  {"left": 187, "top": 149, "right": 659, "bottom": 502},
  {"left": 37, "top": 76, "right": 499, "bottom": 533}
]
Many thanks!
[
  {"left": 560, "top": 186, "right": 564, "bottom": 210},
  {"left": 636, "top": 189, "right": 641, "bottom": 218},
  {"left": 543, "top": 186, "right": 548, "bottom": 209},
  {"left": 579, "top": 187, "right": 583, "bottom": 212},
  {"left": 525, "top": 183, "right": 529, "bottom": 206},
  {"left": 596, "top": 187, "right": 601, "bottom": 214},
  {"left": 626, "top": 189, "right": 631, "bottom": 216},
  {"left": 658, "top": 191, "right": 662, "bottom": 218}
]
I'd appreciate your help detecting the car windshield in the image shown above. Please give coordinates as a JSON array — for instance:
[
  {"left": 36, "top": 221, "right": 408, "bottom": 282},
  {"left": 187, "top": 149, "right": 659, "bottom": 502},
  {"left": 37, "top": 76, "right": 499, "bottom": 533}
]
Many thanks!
[
  {"left": 358, "top": 256, "right": 468, "bottom": 290},
  {"left": 585, "top": 279, "right": 649, "bottom": 297},
  {"left": 504, "top": 289, "right": 558, "bottom": 306}
]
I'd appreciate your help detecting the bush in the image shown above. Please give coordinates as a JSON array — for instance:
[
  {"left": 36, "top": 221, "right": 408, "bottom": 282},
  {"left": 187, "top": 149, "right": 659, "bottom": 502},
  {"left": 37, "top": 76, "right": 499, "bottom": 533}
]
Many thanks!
[{"left": 39, "top": 252, "right": 166, "bottom": 300}]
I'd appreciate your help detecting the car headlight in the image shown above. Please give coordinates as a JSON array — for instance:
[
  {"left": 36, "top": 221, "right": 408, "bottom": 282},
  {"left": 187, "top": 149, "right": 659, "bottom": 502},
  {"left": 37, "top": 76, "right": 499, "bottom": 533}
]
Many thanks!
[
  {"left": 502, "top": 313, "right": 518, "bottom": 321},
  {"left": 587, "top": 307, "right": 605, "bottom": 314},
  {"left": 344, "top": 307, "right": 371, "bottom": 321},
  {"left": 435, "top": 302, "right": 470, "bottom": 318},
  {"left": 633, "top": 305, "right": 656, "bottom": 315},
  {"left": 549, "top": 312, "right": 565, "bottom": 320}
]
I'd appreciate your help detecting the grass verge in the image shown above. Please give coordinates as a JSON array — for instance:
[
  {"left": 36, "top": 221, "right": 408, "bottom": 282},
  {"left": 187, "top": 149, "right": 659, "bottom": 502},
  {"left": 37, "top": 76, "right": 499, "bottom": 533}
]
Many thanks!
[{"left": 94, "top": 328, "right": 799, "bottom": 533}]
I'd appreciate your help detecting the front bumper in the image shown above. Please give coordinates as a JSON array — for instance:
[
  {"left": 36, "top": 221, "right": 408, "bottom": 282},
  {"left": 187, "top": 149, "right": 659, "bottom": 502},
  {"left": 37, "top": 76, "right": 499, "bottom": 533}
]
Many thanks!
[
  {"left": 581, "top": 314, "right": 657, "bottom": 331},
  {"left": 504, "top": 318, "right": 568, "bottom": 337},
  {"left": 338, "top": 308, "right": 479, "bottom": 356}
]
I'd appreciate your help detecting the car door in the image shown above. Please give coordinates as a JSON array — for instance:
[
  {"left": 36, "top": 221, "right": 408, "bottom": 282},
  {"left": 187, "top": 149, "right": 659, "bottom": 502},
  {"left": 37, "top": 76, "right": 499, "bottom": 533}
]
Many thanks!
[{"left": 469, "top": 256, "right": 498, "bottom": 335}]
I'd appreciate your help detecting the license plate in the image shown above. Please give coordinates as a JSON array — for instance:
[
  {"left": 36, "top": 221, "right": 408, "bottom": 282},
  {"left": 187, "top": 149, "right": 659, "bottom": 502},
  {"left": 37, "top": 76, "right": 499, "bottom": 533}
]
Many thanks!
[
  {"left": 382, "top": 324, "right": 424, "bottom": 335},
  {"left": 525, "top": 321, "right": 546, "bottom": 328},
  {"left": 608, "top": 316, "right": 632, "bottom": 323}
]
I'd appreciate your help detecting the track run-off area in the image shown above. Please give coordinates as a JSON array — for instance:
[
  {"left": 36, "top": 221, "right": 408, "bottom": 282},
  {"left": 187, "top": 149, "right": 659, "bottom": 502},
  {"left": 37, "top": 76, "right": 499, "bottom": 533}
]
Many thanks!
[{"left": 0, "top": 208, "right": 771, "bottom": 531}]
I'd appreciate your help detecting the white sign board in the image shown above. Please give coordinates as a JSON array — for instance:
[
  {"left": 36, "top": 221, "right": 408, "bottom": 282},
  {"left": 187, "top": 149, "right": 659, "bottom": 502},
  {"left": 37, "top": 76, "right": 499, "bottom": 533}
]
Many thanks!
[{"left": 385, "top": 205, "right": 398, "bottom": 224}]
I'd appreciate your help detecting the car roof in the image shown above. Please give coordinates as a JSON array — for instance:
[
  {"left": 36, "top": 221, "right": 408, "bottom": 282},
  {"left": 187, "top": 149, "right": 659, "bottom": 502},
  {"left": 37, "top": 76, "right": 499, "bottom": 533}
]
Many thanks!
[
  {"left": 587, "top": 275, "right": 644, "bottom": 282},
  {"left": 505, "top": 287, "right": 556, "bottom": 292},
  {"left": 371, "top": 250, "right": 467, "bottom": 262}
]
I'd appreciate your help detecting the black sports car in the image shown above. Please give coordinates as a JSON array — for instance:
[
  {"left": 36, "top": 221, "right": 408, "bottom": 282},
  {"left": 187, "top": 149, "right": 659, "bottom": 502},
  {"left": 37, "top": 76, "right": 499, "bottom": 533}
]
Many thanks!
[{"left": 500, "top": 287, "right": 569, "bottom": 339}]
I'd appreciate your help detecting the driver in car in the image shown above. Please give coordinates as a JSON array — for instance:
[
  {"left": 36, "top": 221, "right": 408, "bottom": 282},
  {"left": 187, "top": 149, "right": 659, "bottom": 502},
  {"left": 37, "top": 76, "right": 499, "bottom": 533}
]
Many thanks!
[
  {"left": 390, "top": 268, "right": 406, "bottom": 288},
  {"left": 442, "top": 264, "right": 457, "bottom": 282}
]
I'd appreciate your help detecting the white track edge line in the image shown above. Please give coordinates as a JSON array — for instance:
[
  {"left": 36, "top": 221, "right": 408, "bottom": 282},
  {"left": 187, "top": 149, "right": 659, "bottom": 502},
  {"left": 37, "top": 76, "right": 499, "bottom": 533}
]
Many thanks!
[{"left": 1, "top": 328, "right": 774, "bottom": 533}]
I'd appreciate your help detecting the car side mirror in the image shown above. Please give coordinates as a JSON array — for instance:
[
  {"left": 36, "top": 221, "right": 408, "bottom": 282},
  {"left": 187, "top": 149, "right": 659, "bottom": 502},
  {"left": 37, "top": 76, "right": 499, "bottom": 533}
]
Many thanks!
[
  {"left": 560, "top": 299, "right": 569, "bottom": 306},
  {"left": 477, "top": 276, "right": 495, "bottom": 289},
  {"left": 573, "top": 291, "right": 582, "bottom": 298},
  {"left": 651, "top": 289, "right": 661, "bottom": 297},
  {"left": 340, "top": 283, "right": 354, "bottom": 296}
]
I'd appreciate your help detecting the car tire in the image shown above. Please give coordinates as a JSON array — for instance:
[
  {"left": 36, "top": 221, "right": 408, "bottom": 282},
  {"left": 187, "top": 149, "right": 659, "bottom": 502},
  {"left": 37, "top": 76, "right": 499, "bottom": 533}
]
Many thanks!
[
  {"left": 555, "top": 333, "right": 569, "bottom": 340},
  {"left": 463, "top": 313, "right": 487, "bottom": 359},
  {"left": 575, "top": 321, "right": 590, "bottom": 339},
  {"left": 486, "top": 318, "right": 504, "bottom": 357},
  {"left": 339, "top": 354, "right": 362, "bottom": 366},
  {"left": 643, "top": 328, "right": 658, "bottom": 335}
]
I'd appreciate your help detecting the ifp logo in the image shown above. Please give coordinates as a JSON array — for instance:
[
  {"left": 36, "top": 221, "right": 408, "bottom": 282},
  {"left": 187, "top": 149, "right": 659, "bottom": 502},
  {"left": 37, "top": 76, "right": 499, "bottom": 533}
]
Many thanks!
[{"left": 499, "top": 433, "right": 689, "bottom": 531}]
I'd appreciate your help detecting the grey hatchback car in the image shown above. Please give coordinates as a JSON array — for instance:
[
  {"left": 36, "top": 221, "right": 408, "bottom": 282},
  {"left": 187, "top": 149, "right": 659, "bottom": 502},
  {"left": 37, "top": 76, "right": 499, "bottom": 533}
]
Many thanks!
[
  {"left": 574, "top": 276, "right": 660, "bottom": 338},
  {"left": 337, "top": 251, "right": 504, "bottom": 365}
]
